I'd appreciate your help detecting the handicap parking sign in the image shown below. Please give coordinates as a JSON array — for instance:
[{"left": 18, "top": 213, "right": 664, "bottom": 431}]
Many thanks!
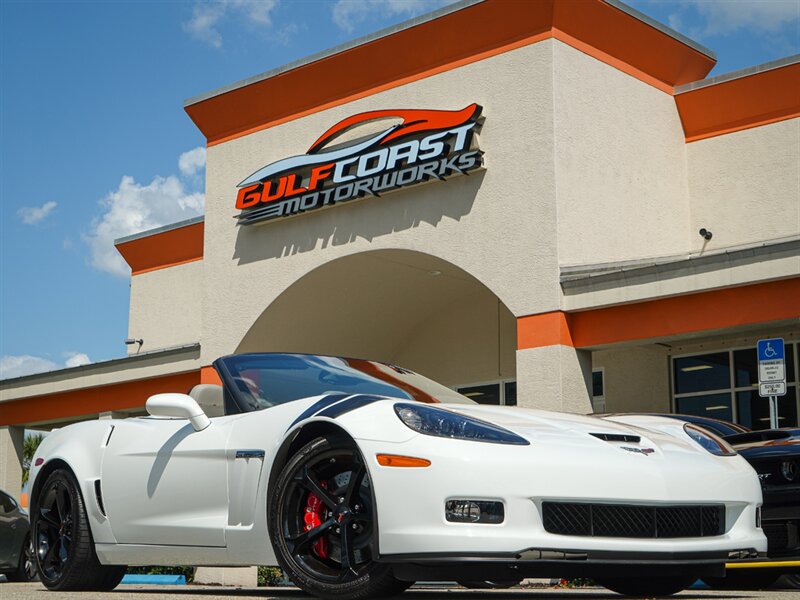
[{"left": 758, "top": 338, "right": 785, "bottom": 361}]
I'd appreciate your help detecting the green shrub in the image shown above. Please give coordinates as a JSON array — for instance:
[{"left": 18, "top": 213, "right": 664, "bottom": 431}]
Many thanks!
[{"left": 258, "top": 566, "right": 284, "bottom": 586}]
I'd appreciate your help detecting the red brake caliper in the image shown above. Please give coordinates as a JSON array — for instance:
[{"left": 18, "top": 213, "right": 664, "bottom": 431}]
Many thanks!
[{"left": 305, "top": 481, "right": 329, "bottom": 559}]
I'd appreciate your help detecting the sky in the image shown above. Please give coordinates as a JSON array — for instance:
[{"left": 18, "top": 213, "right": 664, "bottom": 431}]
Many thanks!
[{"left": 1, "top": 0, "right": 798, "bottom": 380}]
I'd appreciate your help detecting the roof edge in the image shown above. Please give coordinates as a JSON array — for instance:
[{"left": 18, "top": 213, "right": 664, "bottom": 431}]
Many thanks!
[
  {"left": 183, "top": 0, "right": 485, "bottom": 108},
  {"left": 603, "top": 0, "right": 715, "bottom": 60},
  {"left": 114, "top": 215, "right": 205, "bottom": 246},
  {"left": 675, "top": 54, "right": 800, "bottom": 94}
]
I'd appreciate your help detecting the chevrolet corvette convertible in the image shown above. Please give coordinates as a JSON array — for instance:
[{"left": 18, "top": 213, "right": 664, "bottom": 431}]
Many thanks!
[{"left": 29, "top": 353, "right": 766, "bottom": 598}]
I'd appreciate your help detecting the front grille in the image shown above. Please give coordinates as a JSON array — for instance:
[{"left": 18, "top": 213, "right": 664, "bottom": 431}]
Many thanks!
[{"left": 542, "top": 502, "right": 725, "bottom": 538}]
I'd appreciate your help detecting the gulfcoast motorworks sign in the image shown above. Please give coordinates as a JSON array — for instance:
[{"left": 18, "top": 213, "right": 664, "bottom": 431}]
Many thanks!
[{"left": 235, "top": 104, "right": 484, "bottom": 225}]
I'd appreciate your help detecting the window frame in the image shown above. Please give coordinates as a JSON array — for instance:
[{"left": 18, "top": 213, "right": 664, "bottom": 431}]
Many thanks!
[
  {"left": 591, "top": 367, "right": 606, "bottom": 414},
  {"left": 455, "top": 378, "right": 517, "bottom": 406},
  {"left": 670, "top": 341, "right": 800, "bottom": 428}
]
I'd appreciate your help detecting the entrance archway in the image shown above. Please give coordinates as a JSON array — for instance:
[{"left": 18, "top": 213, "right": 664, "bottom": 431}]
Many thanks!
[{"left": 237, "top": 249, "right": 516, "bottom": 394}]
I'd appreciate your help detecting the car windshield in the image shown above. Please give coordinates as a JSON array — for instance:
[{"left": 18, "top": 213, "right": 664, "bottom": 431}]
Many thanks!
[{"left": 215, "top": 353, "right": 476, "bottom": 412}]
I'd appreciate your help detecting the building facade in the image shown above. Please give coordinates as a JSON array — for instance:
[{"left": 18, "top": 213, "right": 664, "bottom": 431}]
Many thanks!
[{"left": 1, "top": 0, "right": 799, "bottom": 492}]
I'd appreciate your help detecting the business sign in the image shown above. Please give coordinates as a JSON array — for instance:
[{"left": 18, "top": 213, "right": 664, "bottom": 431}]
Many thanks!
[
  {"left": 758, "top": 337, "right": 786, "bottom": 397},
  {"left": 235, "top": 104, "right": 484, "bottom": 225}
]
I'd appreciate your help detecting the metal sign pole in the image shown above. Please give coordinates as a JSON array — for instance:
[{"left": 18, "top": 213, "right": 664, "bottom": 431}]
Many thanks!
[{"left": 769, "top": 395, "right": 778, "bottom": 429}]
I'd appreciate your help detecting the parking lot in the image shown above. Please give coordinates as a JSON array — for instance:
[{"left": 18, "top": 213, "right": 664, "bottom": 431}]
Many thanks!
[{"left": 1, "top": 583, "right": 798, "bottom": 600}]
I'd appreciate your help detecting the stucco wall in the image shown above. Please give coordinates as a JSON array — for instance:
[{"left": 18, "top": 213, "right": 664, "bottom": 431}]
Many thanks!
[
  {"left": 201, "top": 40, "right": 558, "bottom": 365},
  {"left": 687, "top": 118, "right": 800, "bottom": 249},
  {"left": 592, "top": 345, "right": 671, "bottom": 413},
  {"left": 553, "top": 40, "right": 692, "bottom": 268},
  {"left": 128, "top": 260, "right": 203, "bottom": 353}
]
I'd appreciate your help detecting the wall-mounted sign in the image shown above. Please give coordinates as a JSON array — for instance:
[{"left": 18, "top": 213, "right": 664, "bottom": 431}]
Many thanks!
[{"left": 235, "top": 104, "right": 484, "bottom": 225}]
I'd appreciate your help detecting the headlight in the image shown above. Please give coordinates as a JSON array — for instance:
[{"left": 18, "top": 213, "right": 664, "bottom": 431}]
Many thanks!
[
  {"left": 684, "top": 424, "right": 737, "bottom": 456},
  {"left": 394, "top": 403, "right": 529, "bottom": 445}
]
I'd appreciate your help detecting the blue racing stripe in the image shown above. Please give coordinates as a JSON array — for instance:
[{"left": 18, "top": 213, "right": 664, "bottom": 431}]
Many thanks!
[
  {"left": 288, "top": 393, "right": 351, "bottom": 429},
  {"left": 317, "top": 395, "right": 383, "bottom": 419}
]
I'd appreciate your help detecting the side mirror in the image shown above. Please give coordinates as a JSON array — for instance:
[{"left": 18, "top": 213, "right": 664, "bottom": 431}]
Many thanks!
[{"left": 146, "top": 393, "right": 211, "bottom": 432}]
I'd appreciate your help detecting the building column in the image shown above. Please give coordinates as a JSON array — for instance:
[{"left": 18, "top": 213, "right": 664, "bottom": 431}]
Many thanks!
[
  {"left": 0, "top": 426, "right": 25, "bottom": 494},
  {"left": 515, "top": 312, "right": 592, "bottom": 413}
]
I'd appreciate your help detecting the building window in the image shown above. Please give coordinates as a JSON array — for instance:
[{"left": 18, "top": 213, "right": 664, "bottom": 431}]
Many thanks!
[
  {"left": 591, "top": 368, "right": 605, "bottom": 413},
  {"left": 672, "top": 342, "right": 799, "bottom": 430},
  {"left": 456, "top": 380, "right": 516, "bottom": 406}
]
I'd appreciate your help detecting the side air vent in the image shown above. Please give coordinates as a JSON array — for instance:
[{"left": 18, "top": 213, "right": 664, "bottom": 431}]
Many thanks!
[
  {"left": 591, "top": 432, "right": 641, "bottom": 443},
  {"left": 94, "top": 479, "right": 106, "bottom": 516}
]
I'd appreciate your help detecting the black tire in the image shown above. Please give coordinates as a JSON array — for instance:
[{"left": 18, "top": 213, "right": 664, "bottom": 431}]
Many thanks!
[
  {"left": 458, "top": 579, "right": 522, "bottom": 589},
  {"left": 31, "top": 468, "right": 126, "bottom": 591},
  {"left": 5, "top": 534, "right": 38, "bottom": 582},
  {"left": 597, "top": 575, "right": 697, "bottom": 596},
  {"left": 703, "top": 570, "right": 780, "bottom": 590},
  {"left": 269, "top": 435, "right": 411, "bottom": 600}
]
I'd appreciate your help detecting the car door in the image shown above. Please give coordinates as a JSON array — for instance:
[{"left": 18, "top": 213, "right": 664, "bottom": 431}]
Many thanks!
[{"left": 101, "top": 416, "right": 229, "bottom": 547}]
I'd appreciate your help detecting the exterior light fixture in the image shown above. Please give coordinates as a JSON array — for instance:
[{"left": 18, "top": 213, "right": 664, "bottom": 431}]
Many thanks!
[
  {"left": 124, "top": 338, "right": 144, "bottom": 353},
  {"left": 699, "top": 228, "right": 713, "bottom": 240}
]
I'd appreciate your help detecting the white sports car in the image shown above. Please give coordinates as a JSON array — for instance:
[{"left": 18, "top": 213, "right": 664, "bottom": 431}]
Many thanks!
[{"left": 29, "top": 353, "right": 765, "bottom": 598}]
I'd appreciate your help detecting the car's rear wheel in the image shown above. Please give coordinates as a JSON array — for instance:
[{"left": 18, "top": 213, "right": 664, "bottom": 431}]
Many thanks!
[
  {"left": 783, "top": 573, "right": 800, "bottom": 589},
  {"left": 32, "top": 468, "right": 126, "bottom": 591},
  {"left": 703, "top": 570, "right": 780, "bottom": 590},
  {"left": 597, "top": 575, "right": 697, "bottom": 596},
  {"left": 269, "top": 435, "right": 411, "bottom": 600},
  {"left": 5, "top": 534, "right": 38, "bottom": 582}
]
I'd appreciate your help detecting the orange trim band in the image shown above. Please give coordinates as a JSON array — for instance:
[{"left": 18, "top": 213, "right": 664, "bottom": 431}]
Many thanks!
[
  {"left": 517, "top": 311, "right": 575, "bottom": 349},
  {"left": 186, "top": 0, "right": 715, "bottom": 146},
  {"left": 0, "top": 371, "right": 200, "bottom": 427},
  {"left": 677, "top": 62, "right": 800, "bottom": 142},
  {"left": 200, "top": 365, "right": 223, "bottom": 386},
  {"left": 518, "top": 278, "right": 800, "bottom": 350},
  {"left": 115, "top": 221, "right": 204, "bottom": 276}
]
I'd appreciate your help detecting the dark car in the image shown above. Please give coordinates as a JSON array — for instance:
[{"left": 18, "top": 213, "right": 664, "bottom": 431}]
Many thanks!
[
  {"left": 0, "top": 489, "right": 36, "bottom": 582},
  {"left": 605, "top": 414, "right": 799, "bottom": 589}
]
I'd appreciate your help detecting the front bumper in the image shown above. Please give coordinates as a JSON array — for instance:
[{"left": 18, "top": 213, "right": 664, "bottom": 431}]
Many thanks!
[
  {"left": 361, "top": 436, "right": 767, "bottom": 557},
  {"left": 382, "top": 549, "right": 755, "bottom": 581}
]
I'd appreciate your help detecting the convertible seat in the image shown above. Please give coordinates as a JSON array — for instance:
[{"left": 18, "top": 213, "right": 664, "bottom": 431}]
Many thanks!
[{"left": 189, "top": 384, "right": 225, "bottom": 417}]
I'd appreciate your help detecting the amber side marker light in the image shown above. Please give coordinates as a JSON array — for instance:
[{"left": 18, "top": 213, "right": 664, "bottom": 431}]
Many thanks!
[{"left": 376, "top": 454, "right": 431, "bottom": 467}]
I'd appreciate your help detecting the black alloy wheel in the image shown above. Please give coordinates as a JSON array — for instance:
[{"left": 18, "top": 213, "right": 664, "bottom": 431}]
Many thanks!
[
  {"left": 270, "top": 436, "right": 411, "bottom": 600},
  {"left": 35, "top": 476, "right": 74, "bottom": 582},
  {"left": 32, "top": 469, "right": 126, "bottom": 591},
  {"left": 597, "top": 575, "right": 698, "bottom": 597},
  {"left": 5, "top": 534, "right": 38, "bottom": 582}
]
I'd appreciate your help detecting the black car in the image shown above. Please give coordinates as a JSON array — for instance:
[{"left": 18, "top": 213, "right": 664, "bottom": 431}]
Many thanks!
[
  {"left": 609, "top": 414, "right": 799, "bottom": 589},
  {"left": 0, "top": 489, "right": 36, "bottom": 582}
]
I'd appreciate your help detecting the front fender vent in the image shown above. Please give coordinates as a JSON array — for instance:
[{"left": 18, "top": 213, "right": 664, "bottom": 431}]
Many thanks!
[
  {"left": 590, "top": 432, "right": 641, "bottom": 443},
  {"left": 94, "top": 479, "right": 106, "bottom": 516}
]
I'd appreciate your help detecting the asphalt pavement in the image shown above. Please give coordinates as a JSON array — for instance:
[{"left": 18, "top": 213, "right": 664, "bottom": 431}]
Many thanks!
[{"left": 0, "top": 583, "right": 798, "bottom": 600}]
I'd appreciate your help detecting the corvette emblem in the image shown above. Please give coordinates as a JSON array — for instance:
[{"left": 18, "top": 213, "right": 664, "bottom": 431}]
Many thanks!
[
  {"left": 781, "top": 460, "right": 797, "bottom": 482},
  {"left": 621, "top": 447, "right": 655, "bottom": 456}
]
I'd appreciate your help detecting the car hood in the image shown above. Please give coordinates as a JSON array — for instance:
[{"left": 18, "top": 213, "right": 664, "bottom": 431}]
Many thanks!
[{"left": 436, "top": 403, "right": 699, "bottom": 455}]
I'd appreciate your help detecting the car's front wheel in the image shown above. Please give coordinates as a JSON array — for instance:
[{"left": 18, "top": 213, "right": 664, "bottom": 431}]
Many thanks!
[
  {"left": 32, "top": 468, "right": 126, "bottom": 591},
  {"left": 597, "top": 575, "right": 697, "bottom": 596},
  {"left": 269, "top": 435, "right": 411, "bottom": 600}
]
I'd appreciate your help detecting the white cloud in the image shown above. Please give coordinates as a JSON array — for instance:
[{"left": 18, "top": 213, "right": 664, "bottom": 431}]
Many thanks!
[
  {"left": 0, "top": 355, "right": 58, "bottom": 379},
  {"left": 17, "top": 201, "right": 57, "bottom": 225},
  {"left": 64, "top": 352, "right": 91, "bottom": 368},
  {"left": 178, "top": 146, "right": 207, "bottom": 177},
  {"left": 331, "top": 0, "right": 453, "bottom": 32},
  {"left": 0, "top": 352, "right": 92, "bottom": 379},
  {"left": 184, "top": 0, "right": 280, "bottom": 48},
  {"left": 671, "top": 0, "right": 799, "bottom": 37},
  {"left": 84, "top": 171, "right": 204, "bottom": 277}
]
